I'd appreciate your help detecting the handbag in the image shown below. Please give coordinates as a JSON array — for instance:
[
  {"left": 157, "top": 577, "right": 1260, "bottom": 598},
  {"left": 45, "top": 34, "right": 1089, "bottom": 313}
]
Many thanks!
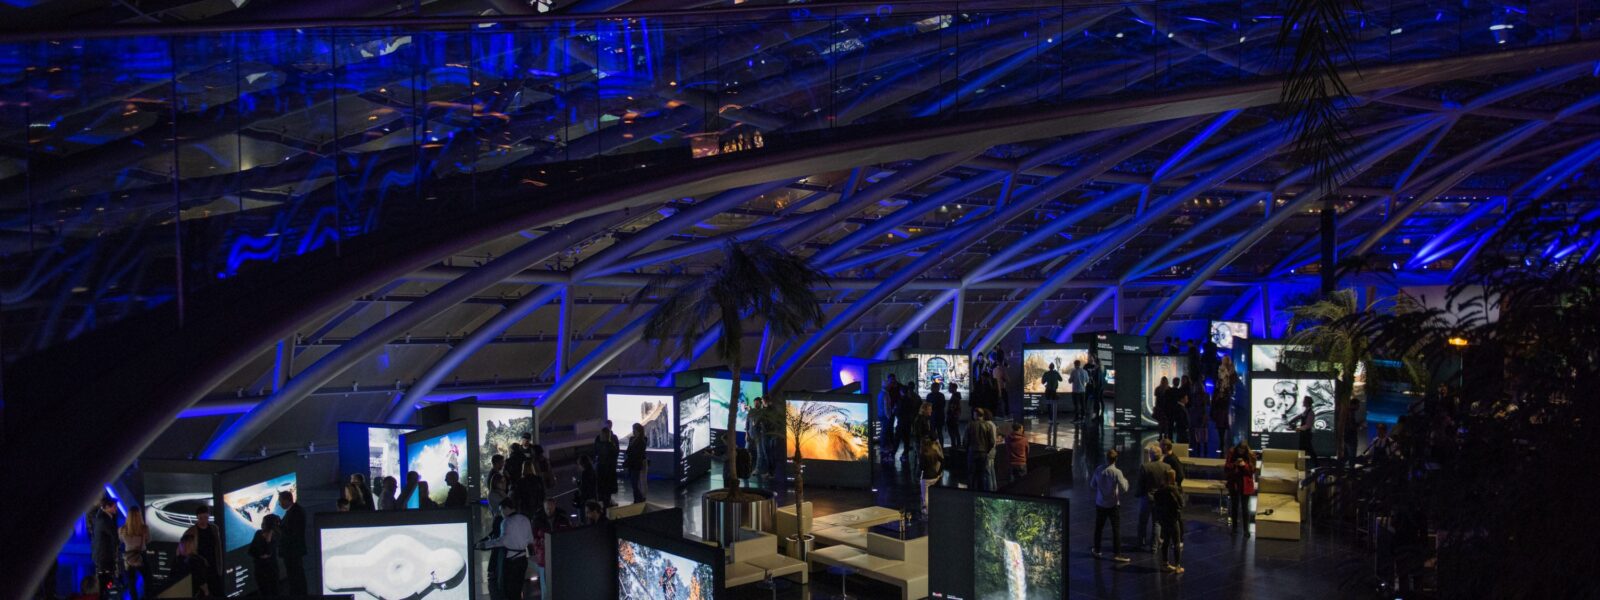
[{"left": 124, "top": 549, "right": 145, "bottom": 569}]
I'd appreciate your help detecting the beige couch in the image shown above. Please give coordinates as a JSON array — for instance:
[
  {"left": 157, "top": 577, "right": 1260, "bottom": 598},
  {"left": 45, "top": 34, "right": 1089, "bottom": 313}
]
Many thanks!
[
  {"left": 1255, "top": 449, "right": 1306, "bottom": 540},
  {"left": 811, "top": 529, "right": 928, "bottom": 600},
  {"left": 723, "top": 530, "right": 810, "bottom": 586}
]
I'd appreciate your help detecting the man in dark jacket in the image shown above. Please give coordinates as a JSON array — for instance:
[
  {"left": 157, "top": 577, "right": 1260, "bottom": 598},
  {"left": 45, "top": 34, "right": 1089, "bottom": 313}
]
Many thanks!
[
  {"left": 594, "top": 421, "right": 620, "bottom": 506},
  {"left": 91, "top": 497, "right": 119, "bottom": 599},
  {"left": 181, "top": 505, "right": 223, "bottom": 595},
  {"left": 278, "top": 490, "right": 309, "bottom": 594},
  {"left": 1136, "top": 444, "right": 1175, "bottom": 550},
  {"left": 1160, "top": 440, "right": 1186, "bottom": 486},
  {"left": 443, "top": 470, "right": 468, "bottom": 508},
  {"left": 625, "top": 423, "right": 649, "bottom": 503}
]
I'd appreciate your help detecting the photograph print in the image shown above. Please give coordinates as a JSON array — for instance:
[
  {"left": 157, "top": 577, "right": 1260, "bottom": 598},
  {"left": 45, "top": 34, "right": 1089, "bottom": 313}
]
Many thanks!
[
  {"left": 407, "top": 428, "right": 467, "bottom": 506},
  {"left": 785, "top": 399, "right": 870, "bottom": 462},
  {"left": 1209, "top": 320, "right": 1250, "bottom": 349},
  {"left": 477, "top": 407, "right": 533, "bottom": 484},
  {"left": 321, "top": 522, "right": 470, "bottom": 600},
  {"left": 1250, "top": 377, "right": 1336, "bottom": 434},
  {"left": 221, "top": 472, "right": 297, "bottom": 551},
  {"left": 707, "top": 378, "right": 763, "bottom": 434},
  {"left": 617, "top": 539, "right": 715, "bottom": 600},
  {"left": 905, "top": 351, "right": 970, "bottom": 399},
  {"left": 974, "top": 496, "right": 1065, "bottom": 600},
  {"left": 1145, "top": 355, "right": 1188, "bottom": 420},
  {"left": 609, "top": 393, "right": 675, "bottom": 452},
  {"left": 678, "top": 390, "right": 712, "bottom": 457},
  {"left": 1022, "top": 347, "right": 1090, "bottom": 396}
]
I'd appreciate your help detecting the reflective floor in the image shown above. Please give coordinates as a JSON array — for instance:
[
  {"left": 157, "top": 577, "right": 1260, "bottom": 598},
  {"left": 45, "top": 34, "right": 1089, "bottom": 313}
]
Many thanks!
[{"left": 529, "top": 414, "right": 1372, "bottom": 599}]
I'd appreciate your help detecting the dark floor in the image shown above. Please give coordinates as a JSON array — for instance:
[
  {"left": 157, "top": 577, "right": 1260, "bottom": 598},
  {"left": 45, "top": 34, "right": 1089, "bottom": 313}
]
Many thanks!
[{"left": 538, "top": 414, "right": 1376, "bottom": 600}]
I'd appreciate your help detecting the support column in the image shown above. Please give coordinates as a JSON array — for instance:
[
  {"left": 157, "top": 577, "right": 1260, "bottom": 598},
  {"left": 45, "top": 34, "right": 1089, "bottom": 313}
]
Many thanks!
[
  {"left": 949, "top": 287, "right": 965, "bottom": 350},
  {"left": 1259, "top": 284, "right": 1274, "bottom": 338},
  {"left": 1113, "top": 285, "right": 1124, "bottom": 333},
  {"left": 557, "top": 288, "right": 572, "bottom": 380}
]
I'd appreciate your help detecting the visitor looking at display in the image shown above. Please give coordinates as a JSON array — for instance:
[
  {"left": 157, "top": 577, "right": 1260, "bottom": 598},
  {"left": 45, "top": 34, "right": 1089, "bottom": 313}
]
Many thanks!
[
  {"left": 477, "top": 498, "right": 533, "bottom": 600},
  {"left": 1154, "top": 470, "right": 1186, "bottom": 573},
  {"left": 966, "top": 408, "right": 999, "bottom": 491},
  {"left": 1137, "top": 444, "right": 1174, "bottom": 551},
  {"left": 1089, "top": 449, "right": 1132, "bottom": 563},
  {"left": 279, "top": 490, "right": 308, "bottom": 595}
]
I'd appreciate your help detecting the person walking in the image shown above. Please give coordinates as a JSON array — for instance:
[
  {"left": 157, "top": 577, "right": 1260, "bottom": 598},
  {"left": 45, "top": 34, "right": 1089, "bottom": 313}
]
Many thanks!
[
  {"left": 1136, "top": 444, "right": 1174, "bottom": 551},
  {"left": 1069, "top": 360, "right": 1088, "bottom": 421},
  {"left": 279, "top": 490, "right": 308, "bottom": 595},
  {"left": 945, "top": 382, "right": 964, "bottom": 448},
  {"left": 1154, "top": 470, "right": 1186, "bottom": 573},
  {"left": 120, "top": 507, "right": 151, "bottom": 599},
  {"left": 966, "top": 409, "right": 999, "bottom": 491},
  {"left": 1296, "top": 395, "right": 1320, "bottom": 469},
  {"left": 594, "top": 421, "right": 620, "bottom": 506},
  {"left": 1005, "top": 422, "right": 1030, "bottom": 482},
  {"left": 1089, "top": 449, "right": 1131, "bottom": 563},
  {"left": 90, "top": 497, "right": 118, "bottom": 600},
  {"left": 625, "top": 422, "right": 649, "bottom": 503},
  {"left": 1224, "top": 440, "right": 1257, "bottom": 535},
  {"left": 918, "top": 437, "right": 943, "bottom": 517},
  {"left": 248, "top": 514, "right": 282, "bottom": 596}
]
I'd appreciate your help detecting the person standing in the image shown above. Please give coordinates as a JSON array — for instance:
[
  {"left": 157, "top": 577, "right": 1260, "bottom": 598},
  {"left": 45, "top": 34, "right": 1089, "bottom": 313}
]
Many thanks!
[
  {"left": 1154, "top": 470, "right": 1186, "bottom": 573},
  {"left": 1005, "top": 423, "right": 1029, "bottom": 482},
  {"left": 897, "top": 387, "right": 923, "bottom": 466},
  {"left": 1089, "top": 449, "right": 1131, "bottom": 563},
  {"left": 1224, "top": 440, "right": 1257, "bottom": 535},
  {"left": 747, "top": 397, "right": 766, "bottom": 476},
  {"left": 444, "top": 471, "right": 468, "bottom": 508},
  {"left": 182, "top": 505, "right": 223, "bottom": 595},
  {"left": 90, "top": 497, "right": 118, "bottom": 600},
  {"left": 120, "top": 507, "right": 151, "bottom": 599},
  {"left": 1160, "top": 441, "right": 1187, "bottom": 486},
  {"left": 625, "top": 422, "right": 649, "bottom": 503},
  {"left": 1041, "top": 362, "right": 1063, "bottom": 424},
  {"left": 1188, "top": 382, "right": 1209, "bottom": 456},
  {"left": 966, "top": 409, "right": 998, "bottom": 491},
  {"left": 1212, "top": 374, "right": 1237, "bottom": 451},
  {"left": 248, "top": 514, "right": 282, "bottom": 596},
  {"left": 1172, "top": 377, "right": 1192, "bottom": 444},
  {"left": 918, "top": 437, "right": 943, "bottom": 517},
  {"left": 176, "top": 533, "right": 215, "bottom": 599},
  {"left": 926, "top": 385, "right": 948, "bottom": 447},
  {"left": 478, "top": 498, "right": 533, "bottom": 600},
  {"left": 945, "top": 382, "right": 964, "bottom": 448},
  {"left": 350, "top": 473, "right": 376, "bottom": 511},
  {"left": 1136, "top": 444, "right": 1174, "bottom": 551},
  {"left": 279, "top": 490, "right": 308, "bottom": 595},
  {"left": 1085, "top": 356, "right": 1104, "bottom": 421},
  {"left": 1068, "top": 360, "right": 1088, "bottom": 422},
  {"left": 532, "top": 444, "right": 555, "bottom": 491},
  {"left": 378, "top": 476, "right": 399, "bottom": 510},
  {"left": 594, "top": 421, "right": 620, "bottom": 506},
  {"left": 1153, "top": 376, "right": 1172, "bottom": 436},
  {"left": 990, "top": 350, "right": 1011, "bottom": 420},
  {"left": 880, "top": 373, "right": 903, "bottom": 455},
  {"left": 1297, "top": 396, "right": 1320, "bottom": 469}
]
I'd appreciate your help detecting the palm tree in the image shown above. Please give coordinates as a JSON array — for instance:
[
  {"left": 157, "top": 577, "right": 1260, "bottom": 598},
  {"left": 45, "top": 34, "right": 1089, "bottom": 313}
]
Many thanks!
[
  {"left": 1284, "top": 288, "right": 1428, "bottom": 460},
  {"left": 636, "top": 239, "right": 827, "bottom": 497}
]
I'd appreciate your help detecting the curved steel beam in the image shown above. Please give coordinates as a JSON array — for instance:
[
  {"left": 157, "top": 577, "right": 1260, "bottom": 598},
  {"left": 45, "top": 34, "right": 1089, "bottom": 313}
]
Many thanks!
[
  {"left": 969, "top": 120, "right": 1296, "bottom": 356},
  {"left": 1140, "top": 117, "right": 1447, "bottom": 334},
  {"left": 771, "top": 118, "right": 1200, "bottom": 390},
  {"left": 200, "top": 209, "right": 644, "bottom": 459}
]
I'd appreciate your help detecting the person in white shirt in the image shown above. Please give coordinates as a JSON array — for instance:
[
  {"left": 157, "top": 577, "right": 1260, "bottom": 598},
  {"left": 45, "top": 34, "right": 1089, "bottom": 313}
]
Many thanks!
[
  {"left": 1089, "top": 449, "right": 1132, "bottom": 563},
  {"left": 478, "top": 499, "right": 533, "bottom": 600}
]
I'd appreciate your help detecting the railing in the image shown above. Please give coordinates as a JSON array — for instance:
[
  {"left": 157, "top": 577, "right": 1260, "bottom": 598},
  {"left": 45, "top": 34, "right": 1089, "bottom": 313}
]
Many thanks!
[{"left": 0, "top": 0, "right": 1594, "bottom": 357}]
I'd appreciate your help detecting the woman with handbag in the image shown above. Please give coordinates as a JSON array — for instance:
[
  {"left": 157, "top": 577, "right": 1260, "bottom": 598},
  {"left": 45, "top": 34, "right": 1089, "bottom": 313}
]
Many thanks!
[
  {"left": 1224, "top": 440, "right": 1258, "bottom": 536},
  {"left": 119, "top": 508, "right": 151, "bottom": 599}
]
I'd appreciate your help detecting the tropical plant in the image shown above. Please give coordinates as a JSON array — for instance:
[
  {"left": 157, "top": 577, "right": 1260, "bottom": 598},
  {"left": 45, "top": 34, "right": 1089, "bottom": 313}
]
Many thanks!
[
  {"left": 636, "top": 239, "right": 826, "bottom": 497},
  {"left": 1283, "top": 288, "right": 1427, "bottom": 459},
  {"left": 1342, "top": 202, "right": 1600, "bottom": 597}
]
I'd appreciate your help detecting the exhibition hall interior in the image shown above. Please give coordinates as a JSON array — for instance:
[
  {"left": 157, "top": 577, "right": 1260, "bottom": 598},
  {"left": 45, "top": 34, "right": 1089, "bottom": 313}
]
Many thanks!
[{"left": 4, "top": 0, "right": 1599, "bottom": 598}]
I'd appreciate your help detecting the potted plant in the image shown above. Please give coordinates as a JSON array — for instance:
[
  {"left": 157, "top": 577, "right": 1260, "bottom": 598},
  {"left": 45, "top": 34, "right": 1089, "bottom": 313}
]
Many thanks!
[{"left": 636, "top": 239, "right": 826, "bottom": 555}]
